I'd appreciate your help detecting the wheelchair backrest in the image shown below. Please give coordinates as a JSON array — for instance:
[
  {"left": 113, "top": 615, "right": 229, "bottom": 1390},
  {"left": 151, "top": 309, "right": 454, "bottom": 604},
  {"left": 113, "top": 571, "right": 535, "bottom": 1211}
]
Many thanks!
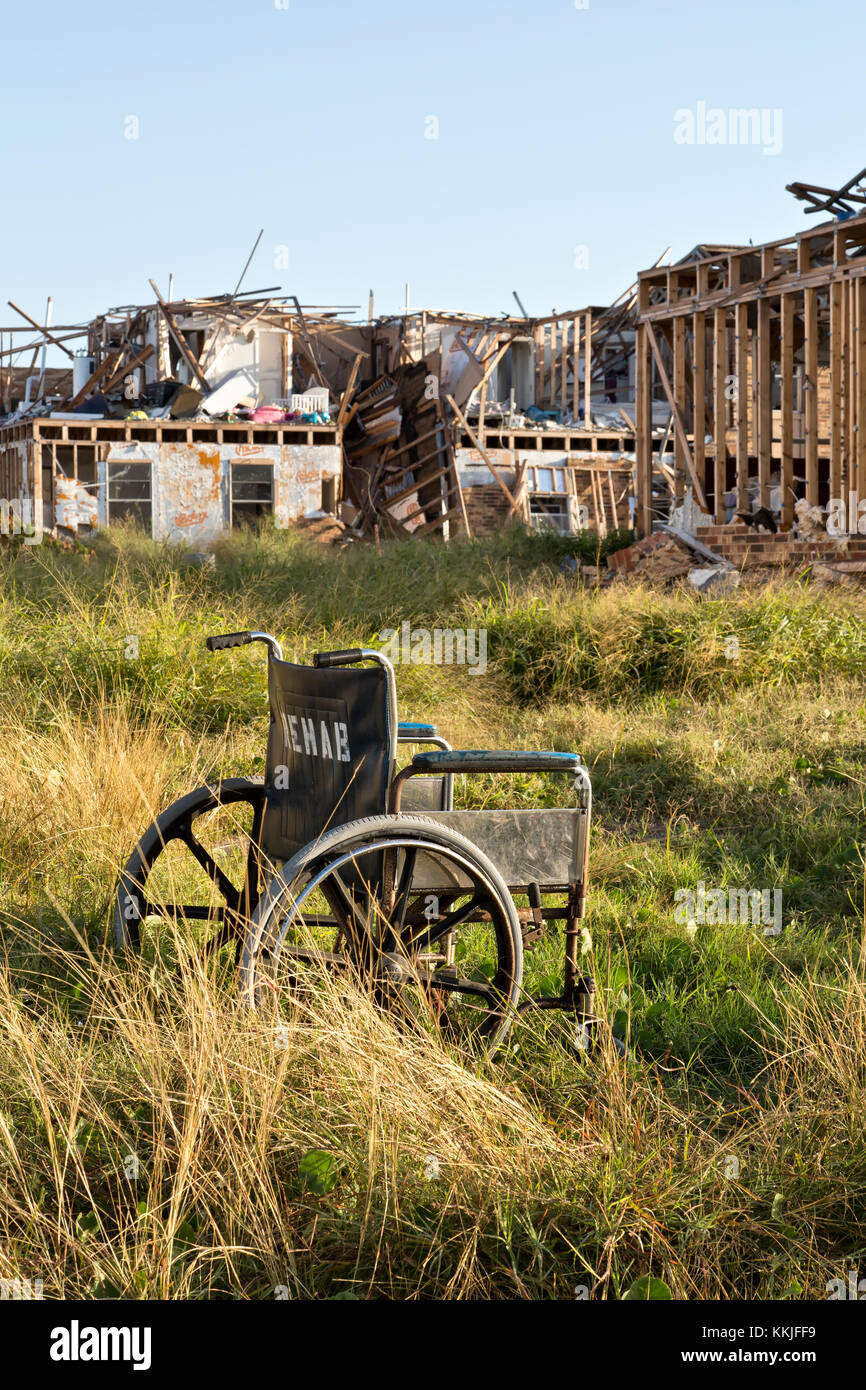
[{"left": 261, "top": 657, "right": 396, "bottom": 861}]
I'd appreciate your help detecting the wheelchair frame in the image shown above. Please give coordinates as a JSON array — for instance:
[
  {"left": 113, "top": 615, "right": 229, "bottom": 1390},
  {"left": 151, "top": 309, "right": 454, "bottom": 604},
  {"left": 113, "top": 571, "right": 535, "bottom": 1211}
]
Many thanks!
[{"left": 115, "top": 631, "right": 599, "bottom": 1052}]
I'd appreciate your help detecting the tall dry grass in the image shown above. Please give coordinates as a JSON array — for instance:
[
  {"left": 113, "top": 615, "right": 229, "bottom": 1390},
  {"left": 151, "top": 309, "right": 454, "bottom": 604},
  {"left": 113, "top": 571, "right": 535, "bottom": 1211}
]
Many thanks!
[{"left": 1, "top": 529, "right": 865, "bottom": 1298}]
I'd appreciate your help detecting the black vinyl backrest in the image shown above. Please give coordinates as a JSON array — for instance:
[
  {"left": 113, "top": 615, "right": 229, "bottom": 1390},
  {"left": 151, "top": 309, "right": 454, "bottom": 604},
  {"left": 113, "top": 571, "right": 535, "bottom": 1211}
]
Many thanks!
[{"left": 262, "top": 657, "right": 395, "bottom": 861}]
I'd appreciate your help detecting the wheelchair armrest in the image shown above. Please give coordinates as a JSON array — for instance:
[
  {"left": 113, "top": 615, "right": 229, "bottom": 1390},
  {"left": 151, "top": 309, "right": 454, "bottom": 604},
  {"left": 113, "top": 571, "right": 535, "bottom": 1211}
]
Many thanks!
[
  {"left": 410, "top": 749, "right": 583, "bottom": 775},
  {"left": 398, "top": 722, "right": 439, "bottom": 740}
]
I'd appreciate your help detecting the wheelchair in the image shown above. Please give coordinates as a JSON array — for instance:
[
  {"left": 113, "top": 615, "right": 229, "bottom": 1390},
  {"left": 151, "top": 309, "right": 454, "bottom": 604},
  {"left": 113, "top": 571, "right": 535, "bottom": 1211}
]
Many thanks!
[{"left": 114, "top": 632, "right": 597, "bottom": 1056}]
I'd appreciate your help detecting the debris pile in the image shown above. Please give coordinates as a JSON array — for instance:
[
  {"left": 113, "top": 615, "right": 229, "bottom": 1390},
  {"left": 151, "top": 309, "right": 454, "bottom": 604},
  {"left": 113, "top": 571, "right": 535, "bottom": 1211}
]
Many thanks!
[
  {"left": 0, "top": 287, "right": 354, "bottom": 427},
  {"left": 606, "top": 530, "right": 696, "bottom": 581}
]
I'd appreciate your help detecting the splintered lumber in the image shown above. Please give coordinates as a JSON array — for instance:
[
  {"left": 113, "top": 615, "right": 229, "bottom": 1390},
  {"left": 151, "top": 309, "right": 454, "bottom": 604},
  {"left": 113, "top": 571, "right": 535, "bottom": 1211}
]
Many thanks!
[
  {"left": 149, "top": 279, "right": 210, "bottom": 390},
  {"left": 444, "top": 393, "right": 521, "bottom": 516},
  {"left": 452, "top": 459, "right": 472, "bottom": 538},
  {"left": 607, "top": 469, "right": 618, "bottom": 527},
  {"left": 290, "top": 295, "right": 329, "bottom": 388},
  {"left": 659, "top": 523, "right": 732, "bottom": 569},
  {"left": 336, "top": 353, "right": 364, "bottom": 429},
  {"left": 7, "top": 301, "right": 75, "bottom": 359},
  {"left": 101, "top": 343, "right": 155, "bottom": 394},
  {"left": 65, "top": 349, "right": 125, "bottom": 409},
  {"left": 644, "top": 320, "right": 709, "bottom": 511}
]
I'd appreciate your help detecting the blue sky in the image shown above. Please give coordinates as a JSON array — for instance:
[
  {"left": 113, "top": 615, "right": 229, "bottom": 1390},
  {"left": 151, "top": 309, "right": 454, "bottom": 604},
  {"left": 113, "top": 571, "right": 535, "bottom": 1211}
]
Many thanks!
[{"left": 1, "top": 0, "right": 863, "bottom": 351}]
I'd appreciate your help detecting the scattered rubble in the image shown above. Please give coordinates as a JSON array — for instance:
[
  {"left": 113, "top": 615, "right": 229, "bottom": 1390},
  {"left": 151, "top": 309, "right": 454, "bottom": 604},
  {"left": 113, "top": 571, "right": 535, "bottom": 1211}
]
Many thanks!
[
  {"left": 810, "top": 560, "right": 866, "bottom": 587},
  {"left": 688, "top": 566, "right": 741, "bottom": 595},
  {"left": 606, "top": 529, "right": 694, "bottom": 581},
  {"left": 793, "top": 498, "right": 827, "bottom": 541}
]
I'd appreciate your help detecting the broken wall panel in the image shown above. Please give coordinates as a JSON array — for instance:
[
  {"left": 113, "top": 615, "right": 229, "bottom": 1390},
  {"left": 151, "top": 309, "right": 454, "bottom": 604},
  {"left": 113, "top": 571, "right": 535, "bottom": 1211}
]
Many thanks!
[{"left": 1, "top": 419, "right": 342, "bottom": 544}]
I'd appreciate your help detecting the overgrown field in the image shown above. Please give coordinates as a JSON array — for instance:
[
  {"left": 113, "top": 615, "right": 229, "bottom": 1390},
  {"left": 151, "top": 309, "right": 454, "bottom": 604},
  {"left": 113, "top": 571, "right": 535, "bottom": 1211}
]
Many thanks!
[{"left": 1, "top": 525, "right": 865, "bottom": 1299}]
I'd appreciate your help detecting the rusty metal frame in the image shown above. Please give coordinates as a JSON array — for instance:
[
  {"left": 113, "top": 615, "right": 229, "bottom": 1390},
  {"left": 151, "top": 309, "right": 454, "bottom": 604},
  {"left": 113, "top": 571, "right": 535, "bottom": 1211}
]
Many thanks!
[{"left": 388, "top": 755, "right": 595, "bottom": 1026}]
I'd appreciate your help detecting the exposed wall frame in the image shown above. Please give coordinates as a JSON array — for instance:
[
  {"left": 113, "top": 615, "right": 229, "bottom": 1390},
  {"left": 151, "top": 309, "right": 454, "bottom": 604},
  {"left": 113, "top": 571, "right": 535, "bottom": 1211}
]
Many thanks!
[{"left": 635, "top": 211, "right": 866, "bottom": 535}]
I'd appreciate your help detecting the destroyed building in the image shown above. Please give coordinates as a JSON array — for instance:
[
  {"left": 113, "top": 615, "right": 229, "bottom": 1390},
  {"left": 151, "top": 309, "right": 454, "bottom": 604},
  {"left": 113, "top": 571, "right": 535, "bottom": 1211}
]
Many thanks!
[
  {"left": 295, "top": 291, "right": 663, "bottom": 541},
  {"left": 17, "top": 180, "right": 866, "bottom": 563},
  {"left": 0, "top": 278, "right": 653, "bottom": 544},
  {"left": 0, "top": 290, "right": 344, "bottom": 544},
  {"left": 634, "top": 178, "right": 866, "bottom": 568}
]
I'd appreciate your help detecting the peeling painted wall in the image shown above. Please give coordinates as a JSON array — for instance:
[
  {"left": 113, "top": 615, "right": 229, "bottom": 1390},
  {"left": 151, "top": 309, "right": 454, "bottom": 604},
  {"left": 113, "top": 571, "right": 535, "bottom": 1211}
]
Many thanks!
[
  {"left": 275, "top": 443, "right": 340, "bottom": 523},
  {"left": 93, "top": 440, "right": 340, "bottom": 544},
  {"left": 55, "top": 476, "right": 98, "bottom": 530},
  {"left": 157, "top": 445, "right": 223, "bottom": 542},
  {"left": 455, "top": 447, "right": 516, "bottom": 489}
]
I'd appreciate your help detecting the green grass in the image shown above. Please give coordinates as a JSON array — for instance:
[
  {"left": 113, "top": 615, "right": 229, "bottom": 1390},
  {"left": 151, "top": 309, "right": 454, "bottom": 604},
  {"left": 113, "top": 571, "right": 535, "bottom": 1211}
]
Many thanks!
[{"left": 1, "top": 523, "right": 865, "bottom": 1299}]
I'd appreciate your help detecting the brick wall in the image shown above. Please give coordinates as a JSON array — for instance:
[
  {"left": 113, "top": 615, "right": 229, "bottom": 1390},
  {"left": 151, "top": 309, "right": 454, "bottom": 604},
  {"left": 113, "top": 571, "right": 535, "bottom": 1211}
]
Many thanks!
[
  {"left": 694, "top": 522, "right": 866, "bottom": 566},
  {"left": 464, "top": 485, "right": 513, "bottom": 533}
]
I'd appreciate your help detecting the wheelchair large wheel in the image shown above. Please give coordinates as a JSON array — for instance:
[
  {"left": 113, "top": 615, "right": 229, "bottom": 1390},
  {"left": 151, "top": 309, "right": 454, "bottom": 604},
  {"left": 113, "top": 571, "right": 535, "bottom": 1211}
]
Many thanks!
[
  {"left": 239, "top": 814, "right": 524, "bottom": 1056},
  {"left": 113, "top": 777, "right": 269, "bottom": 960}
]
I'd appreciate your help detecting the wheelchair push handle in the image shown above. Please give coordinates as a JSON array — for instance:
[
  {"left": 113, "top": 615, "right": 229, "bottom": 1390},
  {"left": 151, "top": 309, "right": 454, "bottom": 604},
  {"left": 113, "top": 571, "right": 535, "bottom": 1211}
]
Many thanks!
[
  {"left": 313, "top": 648, "right": 365, "bottom": 668},
  {"left": 206, "top": 631, "right": 253, "bottom": 652},
  {"left": 206, "top": 631, "right": 284, "bottom": 660}
]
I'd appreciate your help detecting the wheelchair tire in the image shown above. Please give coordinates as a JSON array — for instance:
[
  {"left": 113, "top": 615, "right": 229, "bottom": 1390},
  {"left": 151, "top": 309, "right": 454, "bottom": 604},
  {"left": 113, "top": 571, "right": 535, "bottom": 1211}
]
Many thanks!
[
  {"left": 113, "top": 777, "right": 268, "bottom": 956},
  {"left": 240, "top": 813, "right": 524, "bottom": 1057}
]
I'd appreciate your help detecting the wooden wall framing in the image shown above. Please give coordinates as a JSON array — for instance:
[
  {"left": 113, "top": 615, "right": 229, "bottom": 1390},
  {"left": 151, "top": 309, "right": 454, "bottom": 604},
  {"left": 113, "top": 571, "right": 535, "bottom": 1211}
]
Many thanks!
[{"left": 635, "top": 212, "right": 866, "bottom": 533}]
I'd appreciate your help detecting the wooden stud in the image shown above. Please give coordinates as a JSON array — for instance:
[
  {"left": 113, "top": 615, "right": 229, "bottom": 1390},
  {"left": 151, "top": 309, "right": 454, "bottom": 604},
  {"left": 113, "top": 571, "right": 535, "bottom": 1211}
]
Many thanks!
[
  {"left": 857, "top": 277, "right": 866, "bottom": 507},
  {"left": 780, "top": 292, "right": 794, "bottom": 528},
  {"left": 804, "top": 286, "right": 819, "bottom": 505},
  {"left": 560, "top": 319, "right": 568, "bottom": 411},
  {"left": 584, "top": 311, "right": 592, "bottom": 426},
  {"left": 693, "top": 310, "right": 706, "bottom": 510},
  {"left": 444, "top": 393, "right": 521, "bottom": 516},
  {"left": 551, "top": 321, "right": 558, "bottom": 408},
  {"left": 336, "top": 353, "right": 364, "bottom": 430},
  {"left": 856, "top": 273, "right": 861, "bottom": 503},
  {"left": 830, "top": 278, "right": 843, "bottom": 502},
  {"left": 636, "top": 322, "right": 653, "bottom": 537},
  {"left": 735, "top": 301, "right": 749, "bottom": 512},
  {"left": 673, "top": 315, "right": 687, "bottom": 504},
  {"left": 477, "top": 372, "right": 487, "bottom": 451},
  {"left": 644, "top": 319, "right": 709, "bottom": 511},
  {"left": 713, "top": 306, "right": 727, "bottom": 523},
  {"left": 757, "top": 295, "right": 772, "bottom": 509}
]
